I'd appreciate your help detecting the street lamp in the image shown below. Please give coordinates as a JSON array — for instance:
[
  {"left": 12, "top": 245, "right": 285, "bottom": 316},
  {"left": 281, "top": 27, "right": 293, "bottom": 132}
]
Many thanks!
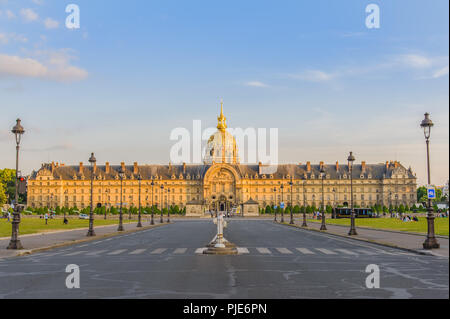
[
  {"left": 289, "top": 178, "right": 294, "bottom": 224},
  {"left": 273, "top": 187, "right": 277, "bottom": 222},
  {"left": 137, "top": 174, "right": 142, "bottom": 227},
  {"left": 160, "top": 184, "right": 164, "bottom": 223},
  {"left": 167, "top": 188, "right": 171, "bottom": 223},
  {"left": 150, "top": 179, "right": 155, "bottom": 225},
  {"left": 332, "top": 189, "right": 336, "bottom": 219},
  {"left": 7, "top": 119, "right": 25, "bottom": 250},
  {"left": 421, "top": 113, "right": 440, "bottom": 249},
  {"left": 348, "top": 151, "right": 357, "bottom": 235},
  {"left": 280, "top": 183, "right": 284, "bottom": 223},
  {"left": 302, "top": 181, "right": 307, "bottom": 227},
  {"left": 117, "top": 167, "right": 125, "bottom": 231},
  {"left": 86, "top": 153, "right": 96, "bottom": 237},
  {"left": 320, "top": 166, "right": 327, "bottom": 231}
]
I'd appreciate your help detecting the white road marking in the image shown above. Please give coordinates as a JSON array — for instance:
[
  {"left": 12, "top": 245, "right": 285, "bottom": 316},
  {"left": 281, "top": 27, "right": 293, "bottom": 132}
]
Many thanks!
[
  {"left": 256, "top": 248, "right": 272, "bottom": 254},
  {"left": 335, "top": 249, "right": 358, "bottom": 255},
  {"left": 107, "top": 249, "right": 127, "bottom": 255},
  {"left": 195, "top": 248, "right": 207, "bottom": 254},
  {"left": 173, "top": 248, "right": 188, "bottom": 254},
  {"left": 276, "top": 248, "right": 293, "bottom": 254},
  {"left": 64, "top": 251, "right": 88, "bottom": 256},
  {"left": 355, "top": 249, "right": 378, "bottom": 255},
  {"left": 151, "top": 248, "right": 167, "bottom": 254},
  {"left": 129, "top": 249, "right": 147, "bottom": 255},
  {"left": 296, "top": 248, "right": 315, "bottom": 255},
  {"left": 86, "top": 250, "right": 107, "bottom": 256},
  {"left": 315, "top": 248, "right": 337, "bottom": 255},
  {"left": 237, "top": 247, "right": 249, "bottom": 254}
]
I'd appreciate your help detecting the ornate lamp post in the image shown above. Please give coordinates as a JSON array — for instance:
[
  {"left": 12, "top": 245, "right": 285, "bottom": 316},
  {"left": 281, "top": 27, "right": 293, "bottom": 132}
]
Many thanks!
[
  {"left": 331, "top": 188, "right": 336, "bottom": 219},
  {"left": 348, "top": 151, "right": 357, "bottom": 235},
  {"left": 7, "top": 119, "right": 25, "bottom": 250},
  {"left": 160, "top": 184, "right": 164, "bottom": 223},
  {"left": 117, "top": 167, "right": 125, "bottom": 231},
  {"left": 137, "top": 174, "right": 142, "bottom": 227},
  {"left": 302, "top": 192, "right": 308, "bottom": 227},
  {"left": 421, "top": 113, "right": 440, "bottom": 249},
  {"left": 289, "top": 178, "right": 294, "bottom": 224},
  {"left": 167, "top": 188, "right": 171, "bottom": 223},
  {"left": 273, "top": 187, "right": 277, "bottom": 222},
  {"left": 280, "top": 183, "right": 284, "bottom": 223},
  {"left": 320, "top": 166, "right": 327, "bottom": 230},
  {"left": 150, "top": 179, "right": 155, "bottom": 225},
  {"left": 86, "top": 153, "right": 96, "bottom": 237}
]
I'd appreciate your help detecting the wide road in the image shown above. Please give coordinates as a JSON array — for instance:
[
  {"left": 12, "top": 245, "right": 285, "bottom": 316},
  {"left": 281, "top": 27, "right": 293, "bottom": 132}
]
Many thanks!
[{"left": 0, "top": 219, "right": 448, "bottom": 299}]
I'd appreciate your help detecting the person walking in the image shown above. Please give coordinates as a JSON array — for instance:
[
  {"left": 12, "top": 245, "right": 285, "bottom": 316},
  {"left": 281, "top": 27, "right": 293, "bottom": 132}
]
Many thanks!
[{"left": 44, "top": 213, "right": 48, "bottom": 225}]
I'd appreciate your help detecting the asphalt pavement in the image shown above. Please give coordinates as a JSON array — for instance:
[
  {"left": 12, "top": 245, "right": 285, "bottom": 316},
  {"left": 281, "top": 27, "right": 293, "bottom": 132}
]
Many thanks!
[{"left": 0, "top": 219, "right": 448, "bottom": 299}]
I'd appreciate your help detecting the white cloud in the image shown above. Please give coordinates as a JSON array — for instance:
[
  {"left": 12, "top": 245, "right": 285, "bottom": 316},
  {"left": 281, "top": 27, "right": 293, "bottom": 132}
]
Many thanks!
[
  {"left": 244, "top": 81, "right": 269, "bottom": 88},
  {"left": 6, "top": 9, "right": 16, "bottom": 19},
  {"left": 0, "top": 32, "right": 28, "bottom": 45},
  {"left": 0, "top": 50, "right": 88, "bottom": 82},
  {"left": 288, "top": 70, "right": 335, "bottom": 82},
  {"left": 0, "top": 54, "right": 47, "bottom": 77},
  {"left": 398, "top": 54, "right": 433, "bottom": 69},
  {"left": 20, "top": 8, "right": 39, "bottom": 22},
  {"left": 32, "top": 0, "right": 45, "bottom": 5},
  {"left": 44, "top": 17, "right": 59, "bottom": 29},
  {"left": 432, "top": 65, "right": 449, "bottom": 79}
]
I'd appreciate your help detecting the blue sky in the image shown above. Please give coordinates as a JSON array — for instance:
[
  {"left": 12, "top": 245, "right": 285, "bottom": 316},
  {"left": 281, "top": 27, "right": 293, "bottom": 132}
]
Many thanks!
[{"left": 0, "top": 0, "right": 448, "bottom": 186}]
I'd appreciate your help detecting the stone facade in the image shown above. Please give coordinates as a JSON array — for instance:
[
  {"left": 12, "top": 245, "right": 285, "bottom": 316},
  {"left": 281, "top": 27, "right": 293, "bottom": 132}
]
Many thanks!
[
  {"left": 26, "top": 104, "right": 417, "bottom": 215},
  {"left": 27, "top": 160, "right": 417, "bottom": 215}
]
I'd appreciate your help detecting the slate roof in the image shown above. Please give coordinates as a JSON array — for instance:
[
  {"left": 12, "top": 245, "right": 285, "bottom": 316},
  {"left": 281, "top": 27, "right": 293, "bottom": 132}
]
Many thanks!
[{"left": 30, "top": 161, "right": 416, "bottom": 181}]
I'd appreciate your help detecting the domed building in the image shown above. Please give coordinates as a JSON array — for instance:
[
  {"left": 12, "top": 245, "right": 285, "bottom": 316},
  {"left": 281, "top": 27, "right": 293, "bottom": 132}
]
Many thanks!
[
  {"left": 203, "top": 101, "right": 239, "bottom": 165},
  {"left": 27, "top": 102, "right": 418, "bottom": 217}
]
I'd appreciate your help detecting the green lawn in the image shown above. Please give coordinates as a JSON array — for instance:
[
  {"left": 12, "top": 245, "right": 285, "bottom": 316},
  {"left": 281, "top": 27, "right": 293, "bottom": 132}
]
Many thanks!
[
  {"left": 0, "top": 217, "right": 137, "bottom": 237},
  {"left": 308, "top": 217, "right": 449, "bottom": 236}
]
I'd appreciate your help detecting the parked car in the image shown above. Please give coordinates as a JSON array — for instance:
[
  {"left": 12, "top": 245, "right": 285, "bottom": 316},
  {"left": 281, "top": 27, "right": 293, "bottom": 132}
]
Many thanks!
[{"left": 79, "top": 213, "right": 89, "bottom": 220}]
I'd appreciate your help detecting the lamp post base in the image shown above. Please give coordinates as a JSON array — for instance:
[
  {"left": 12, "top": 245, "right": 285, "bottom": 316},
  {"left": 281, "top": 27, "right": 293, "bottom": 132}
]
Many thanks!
[
  {"left": 7, "top": 239, "right": 23, "bottom": 250},
  {"left": 137, "top": 222, "right": 142, "bottom": 228},
  {"left": 423, "top": 237, "right": 440, "bottom": 249},
  {"left": 348, "top": 228, "right": 358, "bottom": 236},
  {"left": 320, "top": 224, "right": 327, "bottom": 231},
  {"left": 86, "top": 229, "right": 96, "bottom": 237},
  {"left": 117, "top": 224, "right": 124, "bottom": 232},
  {"left": 289, "top": 219, "right": 294, "bottom": 225}
]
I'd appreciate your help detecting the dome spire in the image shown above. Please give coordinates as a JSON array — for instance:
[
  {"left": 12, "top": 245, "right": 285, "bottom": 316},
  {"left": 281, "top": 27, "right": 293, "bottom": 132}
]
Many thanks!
[{"left": 217, "top": 99, "right": 227, "bottom": 131}]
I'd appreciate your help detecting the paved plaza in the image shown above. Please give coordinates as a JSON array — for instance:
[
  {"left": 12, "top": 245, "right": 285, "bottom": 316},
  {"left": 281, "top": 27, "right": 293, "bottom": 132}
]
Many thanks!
[{"left": 0, "top": 219, "right": 448, "bottom": 299}]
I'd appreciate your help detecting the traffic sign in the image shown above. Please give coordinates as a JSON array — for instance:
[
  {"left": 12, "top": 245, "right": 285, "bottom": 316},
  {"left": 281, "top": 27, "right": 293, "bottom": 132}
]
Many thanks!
[
  {"left": 274, "top": 205, "right": 278, "bottom": 209},
  {"left": 280, "top": 202, "right": 285, "bottom": 209},
  {"left": 427, "top": 188, "right": 436, "bottom": 199}
]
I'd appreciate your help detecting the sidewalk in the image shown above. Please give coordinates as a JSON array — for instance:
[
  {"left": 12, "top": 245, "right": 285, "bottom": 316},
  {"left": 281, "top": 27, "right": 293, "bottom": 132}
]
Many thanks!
[
  {"left": 0, "top": 220, "right": 167, "bottom": 259},
  {"left": 286, "top": 219, "right": 449, "bottom": 257}
]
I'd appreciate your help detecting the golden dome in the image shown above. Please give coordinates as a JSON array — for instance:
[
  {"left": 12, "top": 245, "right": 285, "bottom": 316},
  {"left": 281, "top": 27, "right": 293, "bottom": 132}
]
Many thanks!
[{"left": 204, "top": 101, "right": 239, "bottom": 164}]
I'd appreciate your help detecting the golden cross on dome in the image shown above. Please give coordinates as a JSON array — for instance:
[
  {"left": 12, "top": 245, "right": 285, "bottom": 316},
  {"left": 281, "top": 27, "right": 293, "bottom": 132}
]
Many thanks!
[{"left": 217, "top": 99, "right": 227, "bottom": 131}]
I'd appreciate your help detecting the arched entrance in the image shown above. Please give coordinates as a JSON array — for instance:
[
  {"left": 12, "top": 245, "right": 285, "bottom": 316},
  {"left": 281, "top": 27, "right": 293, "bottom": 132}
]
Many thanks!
[{"left": 204, "top": 164, "right": 239, "bottom": 213}]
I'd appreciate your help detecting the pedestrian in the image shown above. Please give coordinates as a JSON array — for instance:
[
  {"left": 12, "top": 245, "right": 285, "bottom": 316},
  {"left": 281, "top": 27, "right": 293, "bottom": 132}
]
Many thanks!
[
  {"left": 7, "top": 211, "right": 11, "bottom": 222},
  {"left": 44, "top": 213, "right": 48, "bottom": 225}
]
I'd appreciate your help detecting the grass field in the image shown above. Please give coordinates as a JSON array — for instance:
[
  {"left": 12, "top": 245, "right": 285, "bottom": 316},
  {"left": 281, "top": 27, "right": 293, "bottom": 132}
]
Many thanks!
[
  {"left": 309, "top": 217, "right": 449, "bottom": 236},
  {"left": 0, "top": 217, "right": 138, "bottom": 237}
]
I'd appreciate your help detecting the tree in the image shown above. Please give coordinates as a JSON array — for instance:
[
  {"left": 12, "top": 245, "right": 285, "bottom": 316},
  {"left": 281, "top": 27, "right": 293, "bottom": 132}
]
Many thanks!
[
  {"left": 293, "top": 205, "right": 300, "bottom": 214},
  {"left": 265, "top": 206, "right": 272, "bottom": 214},
  {"left": 417, "top": 186, "right": 428, "bottom": 203},
  {"left": 326, "top": 205, "right": 333, "bottom": 214},
  {"left": 0, "top": 183, "right": 7, "bottom": 205}
]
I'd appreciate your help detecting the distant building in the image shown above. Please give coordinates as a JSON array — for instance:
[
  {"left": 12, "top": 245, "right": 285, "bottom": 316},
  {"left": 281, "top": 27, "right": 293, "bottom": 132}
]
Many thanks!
[{"left": 27, "top": 103, "right": 418, "bottom": 216}]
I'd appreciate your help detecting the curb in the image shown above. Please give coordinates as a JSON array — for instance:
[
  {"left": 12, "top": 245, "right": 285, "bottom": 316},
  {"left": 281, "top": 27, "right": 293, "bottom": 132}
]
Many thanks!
[
  {"left": 277, "top": 221, "right": 446, "bottom": 257},
  {"left": 0, "top": 221, "right": 140, "bottom": 240},
  {"left": 7, "top": 222, "right": 171, "bottom": 259},
  {"left": 307, "top": 220, "right": 449, "bottom": 239}
]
